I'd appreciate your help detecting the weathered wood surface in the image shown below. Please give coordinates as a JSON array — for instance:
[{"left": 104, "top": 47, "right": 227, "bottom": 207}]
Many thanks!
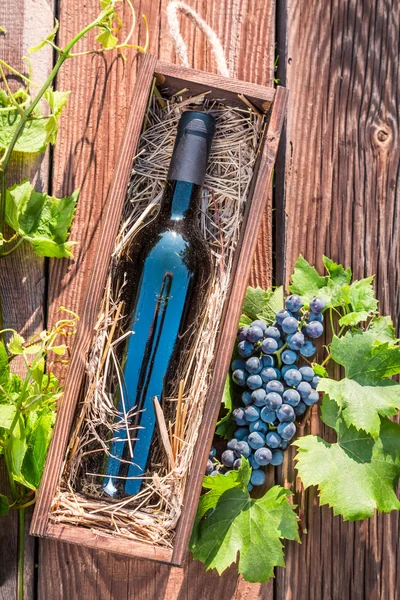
[
  {"left": 0, "top": 0, "right": 54, "bottom": 598},
  {"left": 2, "top": 0, "right": 400, "bottom": 598}
]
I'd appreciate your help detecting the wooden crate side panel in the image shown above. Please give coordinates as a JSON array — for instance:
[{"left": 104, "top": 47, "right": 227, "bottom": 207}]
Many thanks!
[{"left": 30, "top": 53, "right": 158, "bottom": 537}]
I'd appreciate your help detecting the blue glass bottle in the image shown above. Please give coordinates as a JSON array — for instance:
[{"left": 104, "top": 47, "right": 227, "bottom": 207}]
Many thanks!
[{"left": 102, "top": 112, "right": 215, "bottom": 498}]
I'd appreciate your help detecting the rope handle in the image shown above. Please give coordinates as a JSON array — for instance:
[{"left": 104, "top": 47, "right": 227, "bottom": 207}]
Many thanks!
[{"left": 166, "top": 1, "right": 230, "bottom": 78}]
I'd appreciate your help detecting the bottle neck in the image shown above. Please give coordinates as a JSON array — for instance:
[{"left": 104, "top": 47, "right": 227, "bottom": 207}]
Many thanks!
[{"left": 159, "top": 180, "right": 202, "bottom": 222}]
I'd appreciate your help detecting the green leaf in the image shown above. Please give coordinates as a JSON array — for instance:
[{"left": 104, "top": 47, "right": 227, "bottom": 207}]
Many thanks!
[
  {"left": 368, "top": 316, "right": 397, "bottom": 343},
  {"left": 6, "top": 180, "right": 79, "bottom": 258},
  {"left": 0, "top": 404, "right": 16, "bottom": 430},
  {"left": 96, "top": 29, "right": 118, "bottom": 49},
  {"left": 215, "top": 376, "right": 239, "bottom": 439},
  {"left": 338, "top": 311, "right": 369, "bottom": 327},
  {"left": 50, "top": 344, "right": 67, "bottom": 356},
  {"left": 29, "top": 18, "right": 59, "bottom": 53},
  {"left": 294, "top": 406, "right": 400, "bottom": 520},
  {"left": 312, "top": 363, "right": 328, "bottom": 378},
  {"left": 43, "top": 89, "right": 70, "bottom": 145},
  {"left": 289, "top": 255, "right": 378, "bottom": 320},
  {"left": 241, "top": 286, "right": 284, "bottom": 325},
  {"left": 0, "top": 494, "right": 10, "bottom": 516},
  {"left": 0, "top": 338, "right": 11, "bottom": 392},
  {"left": 10, "top": 436, "right": 27, "bottom": 478},
  {"left": 191, "top": 462, "right": 299, "bottom": 582},
  {"left": 21, "top": 410, "right": 55, "bottom": 489},
  {"left": 238, "top": 314, "right": 252, "bottom": 328},
  {"left": 318, "top": 327, "right": 400, "bottom": 436},
  {"left": 0, "top": 109, "right": 48, "bottom": 154},
  {"left": 7, "top": 333, "right": 24, "bottom": 355}
]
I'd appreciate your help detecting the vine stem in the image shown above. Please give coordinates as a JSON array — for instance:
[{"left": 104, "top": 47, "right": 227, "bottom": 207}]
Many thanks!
[{"left": 0, "top": 6, "right": 114, "bottom": 253}]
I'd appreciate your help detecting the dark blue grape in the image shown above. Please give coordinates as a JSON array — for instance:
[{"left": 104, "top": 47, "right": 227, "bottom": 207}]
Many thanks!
[
  {"left": 277, "top": 421, "right": 296, "bottom": 441},
  {"left": 282, "top": 349, "right": 298, "bottom": 364},
  {"left": 299, "top": 340, "right": 316, "bottom": 358},
  {"left": 249, "top": 419, "right": 268, "bottom": 434},
  {"left": 260, "top": 367, "right": 277, "bottom": 383},
  {"left": 238, "top": 340, "right": 254, "bottom": 357},
  {"left": 261, "top": 338, "right": 279, "bottom": 354},
  {"left": 305, "top": 321, "right": 323, "bottom": 339},
  {"left": 283, "top": 388, "right": 301, "bottom": 407},
  {"left": 241, "top": 390, "right": 253, "bottom": 406},
  {"left": 251, "top": 388, "right": 267, "bottom": 407},
  {"left": 281, "top": 364, "right": 298, "bottom": 376},
  {"left": 250, "top": 319, "right": 267, "bottom": 333},
  {"left": 254, "top": 447, "right": 272, "bottom": 466},
  {"left": 287, "top": 332, "right": 304, "bottom": 350},
  {"left": 294, "top": 401, "right": 307, "bottom": 416},
  {"left": 299, "top": 366, "right": 314, "bottom": 381},
  {"left": 283, "top": 368, "right": 302, "bottom": 387},
  {"left": 277, "top": 404, "right": 295, "bottom": 422},
  {"left": 273, "top": 367, "right": 282, "bottom": 379},
  {"left": 282, "top": 316, "right": 299, "bottom": 334},
  {"left": 221, "top": 449, "right": 236, "bottom": 468},
  {"left": 206, "top": 459, "right": 214, "bottom": 474},
  {"left": 245, "top": 356, "right": 262, "bottom": 374},
  {"left": 280, "top": 440, "right": 289, "bottom": 450},
  {"left": 248, "top": 431, "right": 266, "bottom": 450},
  {"left": 266, "top": 431, "right": 282, "bottom": 448},
  {"left": 250, "top": 469, "right": 266, "bottom": 486},
  {"left": 260, "top": 406, "right": 277, "bottom": 423},
  {"left": 248, "top": 454, "right": 258, "bottom": 469},
  {"left": 264, "top": 326, "right": 281, "bottom": 341},
  {"left": 246, "top": 325, "right": 264, "bottom": 343},
  {"left": 247, "top": 374, "right": 262, "bottom": 390},
  {"left": 311, "top": 375, "right": 321, "bottom": 389},
  {"left": 234, "top": 426, "right": 249, "bottom": 440},
  {"left": 304, "top": 390, "right": 319, "bottom": 406},
  {"left": 265, "top": 380, "right": 284, "bottom": 396},
  {"left": 266, "top": 392, "right": 283, "bottom": 410},
  {"left": 309, "top": 311, "right": 323, "bottom": 323},
  {"left": 233, "top": 407, "right": 247, "bottom": 425},
  {"left": 261, "top": 355, "right": 275, "bottom": 368},
  {"left": 232, "top": 368, "right": 246, "bottom": 386},
  {"left": 227, "top": 439, "right": 238, "bottom": 451},
  {"left": 244, "top": 405, "right": 260, "bottom": 422},
  {"left": 297, "top": 381, "right": 312, "bottom": 399},
  {"left": 235, "top": 440, "right": 251, "bottom": 458},
  {"left": 276, "top": 309, "right": 292, "bottom": 324},
  {"left": 310, "top": 296, "right": 325, "bottom": 313},
  {"left": 231, "top": 358, "right": 247, "bottom": 371},
  {"left": 210, "top": 470, "right": 219, "bottom": 477},
  {"left": 233, "top": 458, "right": 242, "bottom": 469},
  {"left": 209, "top": 446, "right": 216, "bottom": 459},
  {"left": 285, "top": 294, "right": 303, "bottom": 312},
  {"left": 270, "top": 449, "right": 284, "bottom": 466},
  {"left": 237, "top": 326, "right": 249, "bottom": 341}
]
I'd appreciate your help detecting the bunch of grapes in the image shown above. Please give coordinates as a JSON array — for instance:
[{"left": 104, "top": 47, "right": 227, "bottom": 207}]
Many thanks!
[{"left": 206, "top": 294, "right": 325, "bottom": 490}]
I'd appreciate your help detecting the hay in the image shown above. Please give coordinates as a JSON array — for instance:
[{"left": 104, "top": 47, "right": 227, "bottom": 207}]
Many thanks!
[{"left": 50, "top": 88, "right": 265, "bottom": 548}]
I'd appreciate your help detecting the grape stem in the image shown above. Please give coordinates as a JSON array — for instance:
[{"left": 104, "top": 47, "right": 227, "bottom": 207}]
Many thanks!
[{"left": 273, "top": 343, "right": 287, "bottom": 368}]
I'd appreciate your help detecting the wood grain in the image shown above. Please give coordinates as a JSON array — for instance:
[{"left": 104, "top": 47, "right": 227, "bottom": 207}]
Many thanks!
[
  {"left": 274, "top": 1, "right": 400, "bottom": 599},
  {"left": 0, "top": 1, "right": 54, "bottom": 598}
]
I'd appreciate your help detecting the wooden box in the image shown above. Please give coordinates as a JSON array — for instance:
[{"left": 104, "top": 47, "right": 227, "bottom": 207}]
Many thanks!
[{"left": 30, "top": 54, "right": 288, "bottom": 565}]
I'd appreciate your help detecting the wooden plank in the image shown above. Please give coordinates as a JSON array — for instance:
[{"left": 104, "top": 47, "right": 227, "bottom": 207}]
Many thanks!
[
  {"left": 0, "top": 1, "right": 54, "bottom": 598},
  {"left": 274, "top": 0, "right": 400, "bottom": 599},
  {"left": 39, "top": 0, "right": 276, "bottom": 596}
]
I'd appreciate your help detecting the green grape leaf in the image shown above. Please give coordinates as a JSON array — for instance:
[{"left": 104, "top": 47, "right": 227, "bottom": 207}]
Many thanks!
[
  {"left": 7, "top": 333, "right": 25, "bottom": 355},
  {"left": 312, "top": 363, "right": 328, "bottom": 378},
  {"left": 338, "top": 311, "right": 369, "bottom": 327},
  {"left": 0, "top": 494, "right": 9, "bottom": 516},
  {"left": 20, "top": 409, "right": 55, "bottom": 489},
  {"left": 318, "top": 326, "right": 400, "bottom": 436},
  {"left": 29, "top": 18, "right": 59, "bottom": 53},
  {"left": 289, "top": 256, "right": 378, "bottom": 320},
  {"left": 215, "top": 376, "right": 240, "bottom": 439},
  {"left": 6, "top": 180, "right": 79, "bottom": 258},
  {"left": 96, "top": 29, "right": 118, "bottom": 49},
  {"left": 0, "top": 110, "right": 49, "bottom": 153},
  {"left": 190, "top": 460, "right": 299, "bottom": 583},
  {"left": 0, "top": 338, "right": 11, "bottom": 392},
  {"left": 294, "top": 402, "right": 400, "bottom": 520},
  {"left": 368, "top": 316, "right": 397, "bottom": 343},
  {"left": 241, "top": 286, "right": 283, "bottom": 325},
  {"left": 238, "top": 314, "right": 252, "bottom": 327},
  {"left": 43, "top": 89, "right": 70, "bottom": 145},
  {"left": 0, "top": 404, "right": 16, "bottom": 430}
]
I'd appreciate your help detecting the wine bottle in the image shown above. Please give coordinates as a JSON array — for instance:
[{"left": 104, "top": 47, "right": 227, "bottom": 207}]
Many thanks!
[{"left": 102, "top": 111, "right": 215, "bottom": 498}]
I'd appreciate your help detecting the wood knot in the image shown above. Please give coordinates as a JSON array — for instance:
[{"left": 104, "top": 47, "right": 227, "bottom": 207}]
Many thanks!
[{"left": 377, "top": 129, "right": 389, "bottom": 142}]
